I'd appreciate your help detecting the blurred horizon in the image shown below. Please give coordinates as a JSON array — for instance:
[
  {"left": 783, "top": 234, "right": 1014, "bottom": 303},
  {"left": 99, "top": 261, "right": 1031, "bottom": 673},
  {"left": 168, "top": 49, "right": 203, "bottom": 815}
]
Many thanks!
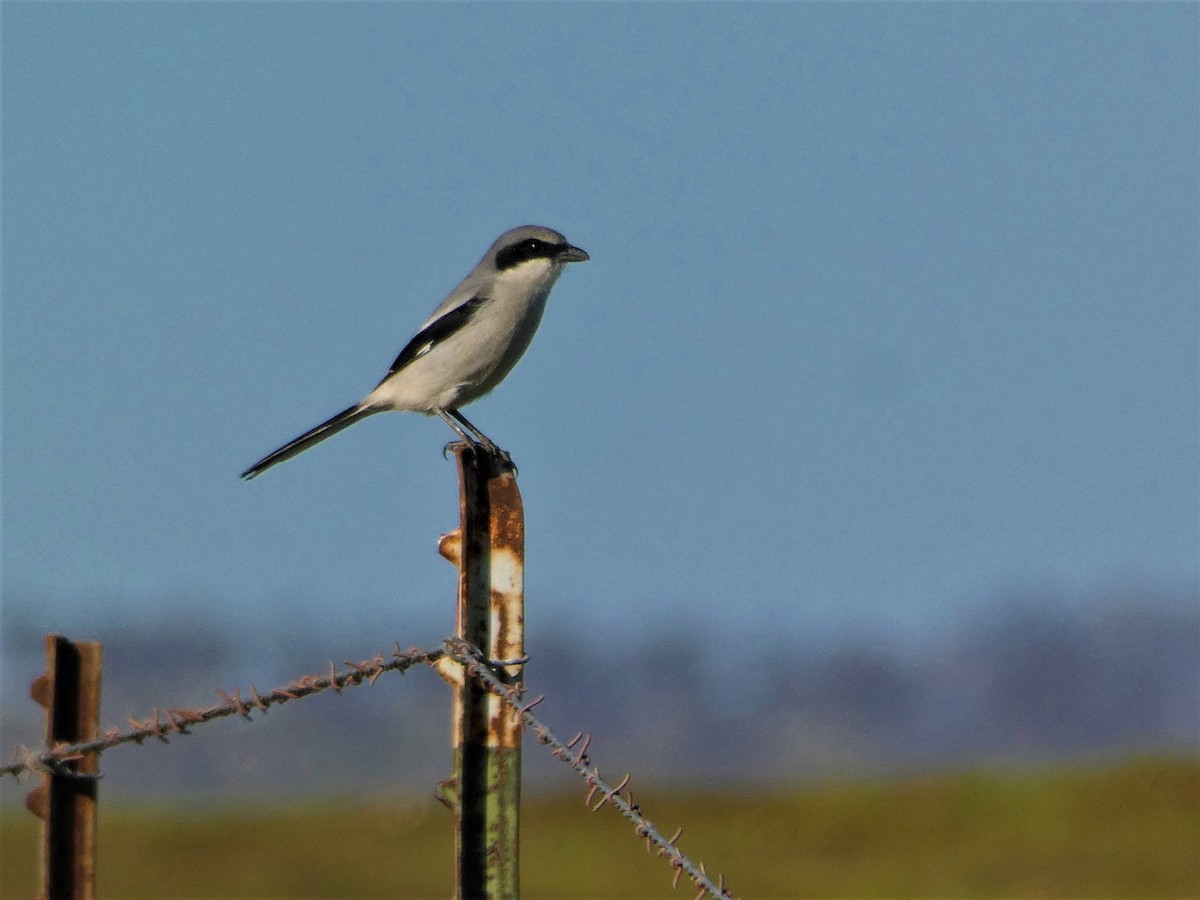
[{"left": 2, "top": 584, "right": 1195, "bottom": 801}]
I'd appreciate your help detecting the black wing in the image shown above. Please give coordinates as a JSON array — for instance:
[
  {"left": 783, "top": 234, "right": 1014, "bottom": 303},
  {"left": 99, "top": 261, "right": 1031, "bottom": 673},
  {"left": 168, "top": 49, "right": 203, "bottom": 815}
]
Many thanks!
[{"left": 381, "top": 293, "right": 490, "bottom": 382}]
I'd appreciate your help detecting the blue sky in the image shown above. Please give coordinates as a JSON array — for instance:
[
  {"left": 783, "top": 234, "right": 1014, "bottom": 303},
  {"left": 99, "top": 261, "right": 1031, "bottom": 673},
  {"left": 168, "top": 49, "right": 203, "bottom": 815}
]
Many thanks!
[{"left": 3, "top": 3, "right": 1197, "bottom": 647}]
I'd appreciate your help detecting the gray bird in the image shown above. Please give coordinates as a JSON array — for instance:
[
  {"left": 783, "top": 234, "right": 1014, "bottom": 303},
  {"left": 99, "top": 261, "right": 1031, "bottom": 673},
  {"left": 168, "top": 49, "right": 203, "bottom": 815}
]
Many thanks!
[{"left": 241, "top": 225, "right": 588, "bottom": 479}]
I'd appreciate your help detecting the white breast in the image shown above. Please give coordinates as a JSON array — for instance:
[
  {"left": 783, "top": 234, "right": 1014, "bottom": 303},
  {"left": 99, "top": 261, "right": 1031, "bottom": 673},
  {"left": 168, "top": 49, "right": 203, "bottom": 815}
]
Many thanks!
[{"left": 368, "top": 258, "right": 563, "bottom": 413}]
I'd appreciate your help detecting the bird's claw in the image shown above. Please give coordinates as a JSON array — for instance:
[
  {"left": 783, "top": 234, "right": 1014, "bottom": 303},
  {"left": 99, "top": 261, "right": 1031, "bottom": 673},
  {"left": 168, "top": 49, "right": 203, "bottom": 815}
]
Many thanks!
[
  {"left": 441, "top": 439, "right": 516, "bottom": 474},
  {"left": 498, "top": 450, "right": 517, "bottom": 475},
  {"left": 478, "top": 440, "right": 515, "bottom": 471},
  {"left": 477, "top": 442, "right": 516, "bottom": 473}
]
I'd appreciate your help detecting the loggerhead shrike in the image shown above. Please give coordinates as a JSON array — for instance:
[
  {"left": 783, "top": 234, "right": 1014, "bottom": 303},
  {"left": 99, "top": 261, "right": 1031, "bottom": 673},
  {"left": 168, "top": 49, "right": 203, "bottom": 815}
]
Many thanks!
[{"left": 241, "top": 225, "right": 588, "bottom": 479}]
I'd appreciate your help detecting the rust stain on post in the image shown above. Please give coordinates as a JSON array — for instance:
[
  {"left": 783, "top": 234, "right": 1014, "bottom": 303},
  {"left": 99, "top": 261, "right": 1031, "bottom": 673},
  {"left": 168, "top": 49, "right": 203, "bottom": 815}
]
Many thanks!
[{"left": 439, "top": 530, "right": 464, "bottom": 566}]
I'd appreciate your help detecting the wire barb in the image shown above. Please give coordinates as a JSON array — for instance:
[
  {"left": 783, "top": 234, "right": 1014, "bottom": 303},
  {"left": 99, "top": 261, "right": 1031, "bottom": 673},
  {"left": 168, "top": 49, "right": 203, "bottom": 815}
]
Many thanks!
[
  {"left": 438, "top": 637, "right": 734, "bottom": 899},
  {"left": 1, "top": 646, "right": 444, "bottom": 780}
]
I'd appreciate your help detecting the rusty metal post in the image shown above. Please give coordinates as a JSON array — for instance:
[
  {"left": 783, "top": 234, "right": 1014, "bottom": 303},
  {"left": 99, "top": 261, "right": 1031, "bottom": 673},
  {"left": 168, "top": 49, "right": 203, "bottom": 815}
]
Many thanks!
[
  {"left": 25, "top": 634, "right": 103, "bottom": 900},
  {"left": 435, "top": 446, "right": 525, "bottom": 899}
]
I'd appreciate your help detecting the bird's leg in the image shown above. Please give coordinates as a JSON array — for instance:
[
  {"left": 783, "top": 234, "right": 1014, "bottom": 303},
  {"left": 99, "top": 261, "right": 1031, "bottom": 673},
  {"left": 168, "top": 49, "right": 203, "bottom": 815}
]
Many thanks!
[
  {"left": 448, "top": 409, "right": 514, "bottom": 469},
  {"left": 447, "top": 409, "right": 494, "bottom": 448}
]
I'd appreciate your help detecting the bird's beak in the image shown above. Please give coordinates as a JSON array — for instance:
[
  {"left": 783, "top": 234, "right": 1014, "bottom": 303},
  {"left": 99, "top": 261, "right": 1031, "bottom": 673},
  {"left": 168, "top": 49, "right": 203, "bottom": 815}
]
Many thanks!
[{"left": 558, "top": 244, "right": 590, "bottom": 263}]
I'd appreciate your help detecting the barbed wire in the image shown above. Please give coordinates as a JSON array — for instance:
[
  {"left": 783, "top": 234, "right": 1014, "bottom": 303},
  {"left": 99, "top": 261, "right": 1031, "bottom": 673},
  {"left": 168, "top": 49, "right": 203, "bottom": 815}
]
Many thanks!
[
  {"left": 2, "top": 643, "right": 441, "bottom": 780},
  {"left": 441, "top": 637, "right": 735, "bottom": 900},
  {"left": 6, "top": 636, "right": 733, "bottom": 898}
]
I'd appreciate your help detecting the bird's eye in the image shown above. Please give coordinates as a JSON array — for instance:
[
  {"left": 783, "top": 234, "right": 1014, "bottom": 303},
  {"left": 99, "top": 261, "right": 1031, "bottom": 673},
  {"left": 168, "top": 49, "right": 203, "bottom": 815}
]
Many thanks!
[{"left": 496, "top": 236, "right": 556, "bottom": 270}]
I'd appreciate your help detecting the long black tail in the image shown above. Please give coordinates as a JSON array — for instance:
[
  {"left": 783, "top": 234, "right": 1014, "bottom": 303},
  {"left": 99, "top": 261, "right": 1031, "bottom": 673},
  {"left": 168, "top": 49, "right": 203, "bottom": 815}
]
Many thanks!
[{"left": 241, "top": 405, "right": 376, "bottom": 480}]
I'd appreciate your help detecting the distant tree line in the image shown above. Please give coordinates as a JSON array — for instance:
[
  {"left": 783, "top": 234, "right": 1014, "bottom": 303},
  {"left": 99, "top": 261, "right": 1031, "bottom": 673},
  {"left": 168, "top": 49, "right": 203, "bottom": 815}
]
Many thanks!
[{"left": 1, "top": 593, "right": 1195, "bottom": 796}]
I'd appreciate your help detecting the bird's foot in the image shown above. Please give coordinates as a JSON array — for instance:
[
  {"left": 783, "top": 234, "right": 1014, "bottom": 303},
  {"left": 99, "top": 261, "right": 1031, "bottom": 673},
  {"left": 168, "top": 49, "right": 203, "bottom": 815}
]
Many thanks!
[
  {"left": 442, "top": 439, "right": 516, "bottom": 474},
  {"left": 478, "top": 440, "right": 516, "bottom": 473}
]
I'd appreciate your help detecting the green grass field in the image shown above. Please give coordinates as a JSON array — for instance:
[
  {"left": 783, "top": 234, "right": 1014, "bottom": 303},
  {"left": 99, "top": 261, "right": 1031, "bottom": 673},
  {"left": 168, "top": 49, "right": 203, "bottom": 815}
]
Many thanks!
[{"left": 2, "top": 757, "right": 1196, "bottom": 898}]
